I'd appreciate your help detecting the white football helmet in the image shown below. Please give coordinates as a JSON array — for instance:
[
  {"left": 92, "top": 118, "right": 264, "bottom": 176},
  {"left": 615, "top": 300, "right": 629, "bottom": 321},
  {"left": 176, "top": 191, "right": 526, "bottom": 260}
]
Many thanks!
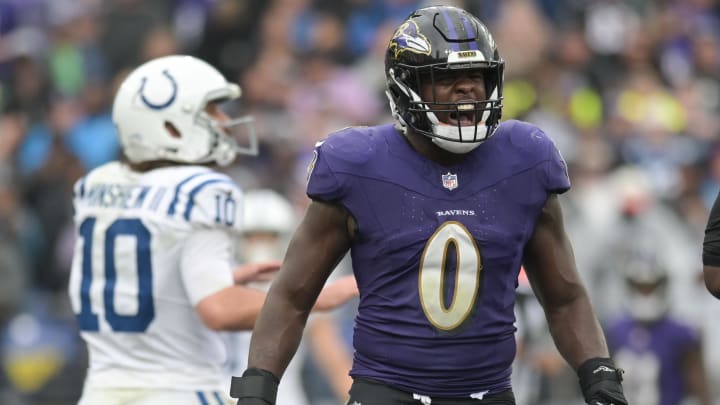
[
  {"left": 240, "top": 189, "right": 296, "bottom": 265},
  {"left": 620, "top": 249, "right": 670, "bottom": 322},
  {"left": 242, "top": 189, "right": 296, "bottom": 236},
  {"left": 113, "top": 55, "right": 257, "bottom": 166}
]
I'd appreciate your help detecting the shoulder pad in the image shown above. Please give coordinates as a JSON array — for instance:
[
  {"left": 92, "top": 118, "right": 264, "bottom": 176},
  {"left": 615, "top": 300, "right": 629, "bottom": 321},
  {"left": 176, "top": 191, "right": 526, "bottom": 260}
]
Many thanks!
[
  {"left": 502, "top": 120, "right": 554, "bottom": 155},
  {"left": 316, "top": 126, "right": 377, "bottom": 167},
  {"left": 165, "top": 169, "right": 244, "bottom": 233},
  {"left": 500, "top": 120, "right": 570, "bottom": 193},
  {"left": 306, "top": 126, "right": 389, "bottom": 202}
]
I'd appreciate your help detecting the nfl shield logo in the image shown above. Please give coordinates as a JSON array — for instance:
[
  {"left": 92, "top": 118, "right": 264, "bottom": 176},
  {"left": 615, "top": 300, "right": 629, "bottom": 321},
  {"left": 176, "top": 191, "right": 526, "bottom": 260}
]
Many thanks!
[{"left": 442, "top": 172, "right": 458, "bottom": 191}]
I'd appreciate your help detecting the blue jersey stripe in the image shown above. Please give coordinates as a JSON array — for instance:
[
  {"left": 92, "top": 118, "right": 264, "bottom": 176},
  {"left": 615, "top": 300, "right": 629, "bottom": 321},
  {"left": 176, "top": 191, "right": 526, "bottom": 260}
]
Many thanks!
[
  {"left": 183, "top": 178, "right": 233, "bottom": 221},
  {"left": 213, "top": 392, "right": 224, "bottom": 405},
  {"left": 196, "top": 392, "right": 209, "bottom": 405},
  {"left": 135, "top": 185, "right": 151, "bottom": 210},
  {"left": 167, "top": 172, "right": 207, "bottom": 216},
  {"left": 167, "top": 171, "right": 230, "bottom": 217}
]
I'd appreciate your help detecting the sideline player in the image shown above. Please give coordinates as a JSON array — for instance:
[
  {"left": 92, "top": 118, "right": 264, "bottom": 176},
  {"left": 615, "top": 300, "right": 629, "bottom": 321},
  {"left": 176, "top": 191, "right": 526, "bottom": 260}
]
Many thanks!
[{"left": 607, "top": 250, "right": 710, "bottom": 405}]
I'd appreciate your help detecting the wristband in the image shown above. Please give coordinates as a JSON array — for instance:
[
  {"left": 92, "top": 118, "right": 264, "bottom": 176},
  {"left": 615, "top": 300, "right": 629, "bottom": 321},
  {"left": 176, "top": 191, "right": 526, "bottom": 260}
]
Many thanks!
[{"left": 230, "top": 367, "right": 279, "bottom": 405}]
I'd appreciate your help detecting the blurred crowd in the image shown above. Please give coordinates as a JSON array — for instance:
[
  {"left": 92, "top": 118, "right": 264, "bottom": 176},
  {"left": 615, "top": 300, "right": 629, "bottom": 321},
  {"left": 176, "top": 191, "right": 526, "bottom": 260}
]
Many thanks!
[{"left": 1, "top": 0, "right": 719, "bottom": 404}]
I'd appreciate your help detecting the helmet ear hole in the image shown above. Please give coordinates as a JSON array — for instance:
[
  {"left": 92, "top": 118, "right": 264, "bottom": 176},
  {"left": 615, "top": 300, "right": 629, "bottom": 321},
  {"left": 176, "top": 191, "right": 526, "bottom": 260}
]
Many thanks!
[{"left": 164, "top": 121, "right": 181, "bottom": 138}]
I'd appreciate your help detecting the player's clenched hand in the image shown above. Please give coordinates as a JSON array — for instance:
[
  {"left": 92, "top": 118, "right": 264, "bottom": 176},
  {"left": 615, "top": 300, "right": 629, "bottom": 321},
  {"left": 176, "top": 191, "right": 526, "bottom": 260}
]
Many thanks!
[
  {"left": 233, "top": 261, "right": 282, "bottom": 285},
  {"left": 578, "top": 358, "right": 628, "bottom": 405}
]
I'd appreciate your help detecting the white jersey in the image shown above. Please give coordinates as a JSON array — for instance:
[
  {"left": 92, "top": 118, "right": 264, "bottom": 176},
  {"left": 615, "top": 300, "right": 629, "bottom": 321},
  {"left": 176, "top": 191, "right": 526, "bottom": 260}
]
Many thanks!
[{"left": 68, "top": 161, "right": 244, "bottom": 391}]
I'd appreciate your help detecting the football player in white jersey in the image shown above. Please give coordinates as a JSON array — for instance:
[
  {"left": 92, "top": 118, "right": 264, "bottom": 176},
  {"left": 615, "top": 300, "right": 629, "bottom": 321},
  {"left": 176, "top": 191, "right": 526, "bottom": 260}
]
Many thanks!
[{"left": 67, "top": 55, "right": 356, "bottom": 405}]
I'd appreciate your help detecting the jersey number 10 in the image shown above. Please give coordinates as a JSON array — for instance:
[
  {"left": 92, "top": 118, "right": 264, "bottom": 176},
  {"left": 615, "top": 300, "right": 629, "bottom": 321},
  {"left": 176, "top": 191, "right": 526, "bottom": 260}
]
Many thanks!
[{"left": 76, "top": 217, "right": 155, "bottom": 332}]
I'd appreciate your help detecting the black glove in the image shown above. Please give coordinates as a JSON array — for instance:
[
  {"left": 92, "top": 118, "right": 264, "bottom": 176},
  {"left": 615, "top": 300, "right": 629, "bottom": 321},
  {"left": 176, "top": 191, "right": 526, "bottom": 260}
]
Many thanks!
[
  {"left": 230, "top": 367, "right": 279, "bottom": 405},
  {"left": 577, "top": 357, "right": 628, "bottom": 405}
]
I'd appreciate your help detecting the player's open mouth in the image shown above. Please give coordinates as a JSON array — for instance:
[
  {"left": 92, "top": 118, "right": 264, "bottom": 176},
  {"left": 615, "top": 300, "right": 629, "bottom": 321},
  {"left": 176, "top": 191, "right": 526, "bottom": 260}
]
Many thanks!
[{"left": 447, "top": 104, "right": 476, "bottom": 126}]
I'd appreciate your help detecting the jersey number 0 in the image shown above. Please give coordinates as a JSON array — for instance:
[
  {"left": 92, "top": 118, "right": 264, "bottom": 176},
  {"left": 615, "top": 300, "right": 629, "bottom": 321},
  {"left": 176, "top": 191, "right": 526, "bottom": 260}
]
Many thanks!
[
  {"left": 76, "top": 217, "right": 155, "bottom": 332},
  {"left": 419, "top": 221, "right": 482, "bottom": 332}
]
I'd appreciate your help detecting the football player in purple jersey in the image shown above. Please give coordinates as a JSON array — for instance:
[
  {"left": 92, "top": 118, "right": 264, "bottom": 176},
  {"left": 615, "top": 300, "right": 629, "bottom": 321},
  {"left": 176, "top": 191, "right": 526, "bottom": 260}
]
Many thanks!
[
  {"left": 607, "top": 250, "right": 710, "bottom": 405},
  {"left": 231, "top": 5, "right": 627, "bottom": 405}
]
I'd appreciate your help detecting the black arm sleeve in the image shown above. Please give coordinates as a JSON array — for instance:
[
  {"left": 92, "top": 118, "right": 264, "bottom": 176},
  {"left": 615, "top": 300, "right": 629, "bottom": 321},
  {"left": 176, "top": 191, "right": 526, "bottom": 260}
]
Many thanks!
[{"left": 703, "top": 191, "right": 720, "bottom": 266}]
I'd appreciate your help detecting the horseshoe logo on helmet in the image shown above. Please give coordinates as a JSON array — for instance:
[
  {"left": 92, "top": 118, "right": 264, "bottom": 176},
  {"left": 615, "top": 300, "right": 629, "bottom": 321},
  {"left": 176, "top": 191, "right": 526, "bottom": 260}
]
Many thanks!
[{"left": 139, "top": 70, "right": 178, "bottom": 110}]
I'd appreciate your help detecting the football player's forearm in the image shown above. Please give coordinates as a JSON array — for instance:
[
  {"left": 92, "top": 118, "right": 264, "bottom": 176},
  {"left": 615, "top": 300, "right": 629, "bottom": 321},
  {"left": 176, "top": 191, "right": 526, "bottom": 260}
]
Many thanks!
[
  {"left": 545, "top": 294, "right": 609, "bottom": 370},
  {"left": 247, "top": 291, "right": 309, "bottom": 378},
  {"left": 196, "top": 285, "right": 266, "bottom": 330}
]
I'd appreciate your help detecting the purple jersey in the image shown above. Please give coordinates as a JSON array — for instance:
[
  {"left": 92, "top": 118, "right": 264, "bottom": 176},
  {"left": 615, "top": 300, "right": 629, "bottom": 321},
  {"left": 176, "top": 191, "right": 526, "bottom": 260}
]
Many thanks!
[
  {"left": 306, "top": 121, "right": 570, "bottom": 397},
  {"left": 608, "top": 315, "right": 700, "bottom": 405}
]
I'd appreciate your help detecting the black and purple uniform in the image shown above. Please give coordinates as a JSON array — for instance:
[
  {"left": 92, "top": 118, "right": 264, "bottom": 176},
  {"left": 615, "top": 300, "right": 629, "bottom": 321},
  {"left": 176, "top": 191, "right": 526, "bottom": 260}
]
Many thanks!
[{"left": 307, "top": 120, "right": 570, "bottom": 398}]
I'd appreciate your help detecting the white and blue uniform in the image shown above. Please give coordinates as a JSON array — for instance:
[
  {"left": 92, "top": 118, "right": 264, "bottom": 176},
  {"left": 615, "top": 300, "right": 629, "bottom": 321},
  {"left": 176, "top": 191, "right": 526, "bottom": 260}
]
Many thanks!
[{"left": 68, "top": 162, "right": 244, "bottom": 404}]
